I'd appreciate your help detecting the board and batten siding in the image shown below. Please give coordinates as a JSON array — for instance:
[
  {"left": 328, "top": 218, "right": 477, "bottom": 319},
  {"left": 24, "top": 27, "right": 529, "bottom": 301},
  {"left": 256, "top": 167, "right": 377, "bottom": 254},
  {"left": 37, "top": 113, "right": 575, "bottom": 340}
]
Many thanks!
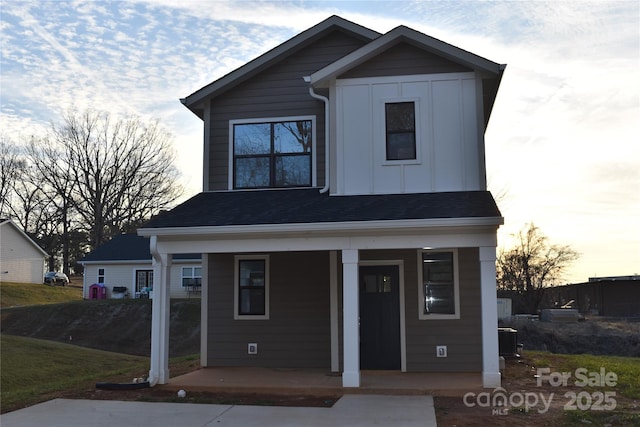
[
  {"left": 334, "top": 72, "right": 483, "bottom": 196},
  {"left": 205, "top": 31, "right": 368, "bottom": 191},
  {"left": 207, "top": 251, "right": 331, "bottom": 368}
]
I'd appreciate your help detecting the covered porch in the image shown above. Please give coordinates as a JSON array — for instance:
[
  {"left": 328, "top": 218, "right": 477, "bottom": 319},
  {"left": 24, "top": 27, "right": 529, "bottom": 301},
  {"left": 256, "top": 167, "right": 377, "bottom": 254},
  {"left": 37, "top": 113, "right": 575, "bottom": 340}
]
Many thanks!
[{"left": 162, "top": 366, "right": 484, "bottom": 396}]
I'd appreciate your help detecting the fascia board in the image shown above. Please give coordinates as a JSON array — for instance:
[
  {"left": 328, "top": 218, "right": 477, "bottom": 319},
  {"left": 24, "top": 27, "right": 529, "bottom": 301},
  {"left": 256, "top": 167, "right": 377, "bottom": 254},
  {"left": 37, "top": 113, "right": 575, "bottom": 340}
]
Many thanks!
[
  {"left": 79, "top": 259, "right": 152, "bottom": 265},
  {"left": 310, "top": 26, "right": 502, "bottom": 87},
  {"left": 138, "top": 216, "right": 504, "bottom": 239},
  {"left": 181, "top": 16, "right": 380, "bottom": 114}
]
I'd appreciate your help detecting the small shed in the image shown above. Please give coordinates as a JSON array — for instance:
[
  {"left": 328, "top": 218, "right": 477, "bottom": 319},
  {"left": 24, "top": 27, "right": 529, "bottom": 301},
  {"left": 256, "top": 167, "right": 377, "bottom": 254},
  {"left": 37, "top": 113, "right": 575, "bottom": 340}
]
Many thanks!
[{"left": 88, "top": 283, "right": 107, "bottom": 300}]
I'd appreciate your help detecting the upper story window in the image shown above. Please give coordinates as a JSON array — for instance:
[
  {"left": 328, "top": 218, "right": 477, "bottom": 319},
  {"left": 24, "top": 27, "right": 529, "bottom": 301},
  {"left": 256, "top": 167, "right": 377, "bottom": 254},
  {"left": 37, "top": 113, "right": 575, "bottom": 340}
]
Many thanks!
[
  {"left": 98, "top": 268, "right": 105, "bottom": 284},
  {"left": 232, "top": 117, "right": 314, "bottom": 189},
  {"left": 385, "top": 102, "right": 416, "bottom": 161}
]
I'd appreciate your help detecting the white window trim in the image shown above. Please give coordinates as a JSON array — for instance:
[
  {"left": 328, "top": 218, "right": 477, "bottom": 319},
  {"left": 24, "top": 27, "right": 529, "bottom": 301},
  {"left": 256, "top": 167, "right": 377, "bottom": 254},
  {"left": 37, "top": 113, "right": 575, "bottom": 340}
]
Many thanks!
[
  {"left": 381, "top": 97, "right": 422, "bottom": 166},
  {"left": 234, "top": 254, "right": 270, "bottom": 320},
  {"left": 228, "top": 115, "right": 317, "bottom": 190},
  {"left": 417, "top": 248, "right": 460, "bottom": 320}
]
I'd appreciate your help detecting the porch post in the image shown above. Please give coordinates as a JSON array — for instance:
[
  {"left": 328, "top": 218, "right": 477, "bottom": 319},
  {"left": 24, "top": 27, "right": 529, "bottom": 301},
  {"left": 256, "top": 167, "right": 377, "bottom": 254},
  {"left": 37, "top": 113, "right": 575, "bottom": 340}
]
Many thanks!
[
  {"left": 149, "top": 244, "right": 172, "bottom": 385},
  {"left": 200, "top": 253, "right": 209, "bottom": 367},
  {"left": 329, "top": 250, "right": 339, "bottom": 372},
  {"left": 342, "top": 249, "right": 360, "bottom": 388},
  {"left": 479, "top": 246, "right": 501, "bottom": 388}
]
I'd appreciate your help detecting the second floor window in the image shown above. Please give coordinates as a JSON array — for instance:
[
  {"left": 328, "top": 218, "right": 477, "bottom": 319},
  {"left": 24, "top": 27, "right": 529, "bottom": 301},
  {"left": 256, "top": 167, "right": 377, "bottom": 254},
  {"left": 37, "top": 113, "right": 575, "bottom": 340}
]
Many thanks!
[
  {"left": 385, "top": 102, "right": 416, "bottom": 161},
  {"left": 233, "top": 118, "right": 313, "bottom": 189}
]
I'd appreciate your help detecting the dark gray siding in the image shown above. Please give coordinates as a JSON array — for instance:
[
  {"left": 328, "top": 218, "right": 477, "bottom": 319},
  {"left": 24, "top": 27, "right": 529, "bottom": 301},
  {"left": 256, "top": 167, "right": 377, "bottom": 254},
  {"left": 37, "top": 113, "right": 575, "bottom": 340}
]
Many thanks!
[
  {"left": 340, "top": 42, "right": 471, "bottom": 79},
  {"left": 207, "top": 251, "right": 331, "bottom": 368},
  {"left": 404, "top": 247, "right": 482, "bottom": 372},
  {"left": 357, "top": 248, "right": 482, "bottom": 373},
  {"left": 207, "top": 31, "right": 368, "bottom": 190}
]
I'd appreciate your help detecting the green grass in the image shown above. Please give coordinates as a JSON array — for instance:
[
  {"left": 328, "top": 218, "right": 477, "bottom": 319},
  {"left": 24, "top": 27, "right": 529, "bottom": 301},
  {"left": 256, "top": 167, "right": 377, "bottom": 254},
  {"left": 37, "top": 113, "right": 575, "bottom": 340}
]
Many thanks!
[
  {"left": 0, "top": 281, "right": 82, "bottom": 308},
  {"left": 527, "top": 350, "right": 640, "bottom": 399},
  {"left": 0, "top": 334, "right": 149, "bottom": 413}
]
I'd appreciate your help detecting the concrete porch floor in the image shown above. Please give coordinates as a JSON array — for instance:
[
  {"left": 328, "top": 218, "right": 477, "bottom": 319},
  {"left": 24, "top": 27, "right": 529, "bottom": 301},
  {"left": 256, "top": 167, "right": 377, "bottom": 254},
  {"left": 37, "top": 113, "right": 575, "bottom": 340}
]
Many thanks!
[{"left": 162, "top": 367, "right": 483, "bottom": 396}]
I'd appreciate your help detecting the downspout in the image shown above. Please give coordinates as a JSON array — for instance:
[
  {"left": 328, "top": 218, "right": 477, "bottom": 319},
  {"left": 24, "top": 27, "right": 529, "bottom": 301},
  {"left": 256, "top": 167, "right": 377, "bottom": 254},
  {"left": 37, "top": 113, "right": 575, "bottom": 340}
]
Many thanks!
[
  {"left": 304, "top": 76, "right": 330, "bottom": 194},
  {"left": 147, "top": 235, "right": 160, "bottom": 387}
]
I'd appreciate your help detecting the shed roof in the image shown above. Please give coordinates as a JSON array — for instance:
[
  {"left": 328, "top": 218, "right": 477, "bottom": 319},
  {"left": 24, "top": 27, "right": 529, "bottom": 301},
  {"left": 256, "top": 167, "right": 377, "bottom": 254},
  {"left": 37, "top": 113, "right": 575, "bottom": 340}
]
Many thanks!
[{"left": 140, "top": 189, "right": 501, "bottom": 230}]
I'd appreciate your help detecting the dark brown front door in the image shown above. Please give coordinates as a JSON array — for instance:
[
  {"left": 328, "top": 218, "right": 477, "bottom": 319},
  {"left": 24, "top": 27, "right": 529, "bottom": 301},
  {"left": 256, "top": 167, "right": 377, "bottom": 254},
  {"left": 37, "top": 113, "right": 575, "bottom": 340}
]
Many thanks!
[{"left": 359, "top": 265, "right": 401, "bottom": 370}]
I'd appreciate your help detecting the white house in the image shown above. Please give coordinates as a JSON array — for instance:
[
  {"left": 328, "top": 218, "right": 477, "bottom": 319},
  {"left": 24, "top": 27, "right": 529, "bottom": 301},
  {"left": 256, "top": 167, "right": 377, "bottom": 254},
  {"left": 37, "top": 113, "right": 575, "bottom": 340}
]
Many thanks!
[
  {"left": 79, "top": 234, "right": 201, "bottom": 299},
  {"left": 0, "top": 219, "right": 48, "bottom": 284}
]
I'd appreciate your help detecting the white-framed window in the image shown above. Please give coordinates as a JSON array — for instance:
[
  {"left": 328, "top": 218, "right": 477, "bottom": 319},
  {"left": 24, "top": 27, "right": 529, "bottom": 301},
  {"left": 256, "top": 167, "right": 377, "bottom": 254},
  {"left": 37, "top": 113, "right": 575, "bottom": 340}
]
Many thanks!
[
  {"left": 418, "top": 249, "right": 460, "bottom": 320},
  {"left": 181, "top": 266, "right": 202, "bottom": 287},
  {"left": 383, "top": 99, "right": 421, "bottom": 164},
  {"left": 234, "top": 255, "right": 270, "bottom": 320},
  {"left": 97, "top": 268, "right": 105, "bottom": 284},
  {"left": 229, "top": 116, "right": 315, "bottom": 189}
]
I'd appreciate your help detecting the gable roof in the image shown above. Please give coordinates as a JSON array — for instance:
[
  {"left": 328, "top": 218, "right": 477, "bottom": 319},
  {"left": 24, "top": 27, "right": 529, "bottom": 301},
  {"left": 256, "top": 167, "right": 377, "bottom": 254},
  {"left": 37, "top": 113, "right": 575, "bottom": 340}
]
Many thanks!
[
  {"left": 0, "top": 219, "right": 48, "bottom": 257},
  {"left": 181, "top": 15, "right": 380, "bottom": 118},
  {"left": 139, "top": 189, "right": 502, "bottom": 234},
  {"left": 309, "top": 25, "right": 504, "bottom": 87},
  {"left": 79, "top": 234, "right": 200, "bottom": 263},
  {"left": 308, "top": 24, "right": 505, "bottom": 127}
]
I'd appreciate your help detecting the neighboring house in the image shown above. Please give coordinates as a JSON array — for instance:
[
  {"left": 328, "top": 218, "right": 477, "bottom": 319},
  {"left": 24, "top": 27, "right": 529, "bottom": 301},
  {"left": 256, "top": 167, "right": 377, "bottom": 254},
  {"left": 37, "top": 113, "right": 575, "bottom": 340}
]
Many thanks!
[
  {"left": 544, "top": 276, "right": 640, "bottom": 317},
  {"left": 0, "top": 218, "right": 48, "bottom": 284},
  {"left": 79, "top": 234, "right": 201, "bottom": 299},
  {"left": 138, "top": 16, "right": 506, "bottom": 389}
]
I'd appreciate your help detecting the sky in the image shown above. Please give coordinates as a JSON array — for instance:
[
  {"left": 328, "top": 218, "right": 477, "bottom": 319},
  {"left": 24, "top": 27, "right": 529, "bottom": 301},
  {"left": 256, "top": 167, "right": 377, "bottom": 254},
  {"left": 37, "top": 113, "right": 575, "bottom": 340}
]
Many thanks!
[{"left": 1, "top": 0, "right": 638, "bottom": 283}]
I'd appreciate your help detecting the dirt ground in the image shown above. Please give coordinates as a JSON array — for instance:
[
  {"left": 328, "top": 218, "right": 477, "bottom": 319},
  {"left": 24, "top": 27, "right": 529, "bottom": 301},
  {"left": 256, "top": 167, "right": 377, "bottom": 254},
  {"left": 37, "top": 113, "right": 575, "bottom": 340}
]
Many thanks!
[{"left": 435, "top": 353, "right": 640, "bottom": 427}]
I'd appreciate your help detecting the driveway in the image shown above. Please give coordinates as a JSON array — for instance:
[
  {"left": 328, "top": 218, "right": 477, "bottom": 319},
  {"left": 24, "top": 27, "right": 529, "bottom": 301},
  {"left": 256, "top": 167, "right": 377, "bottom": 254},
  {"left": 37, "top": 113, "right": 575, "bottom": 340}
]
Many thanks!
[{"left": 1, "top": 395, "right": 436, "bottom": 427}]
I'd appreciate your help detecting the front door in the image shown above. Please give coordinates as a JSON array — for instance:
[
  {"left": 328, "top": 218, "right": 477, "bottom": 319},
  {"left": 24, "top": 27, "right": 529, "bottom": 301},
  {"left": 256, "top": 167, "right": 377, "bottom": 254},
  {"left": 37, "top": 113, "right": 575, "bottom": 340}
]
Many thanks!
[{"left": 359, "top": 265, "right": 401, "bottom": 370}]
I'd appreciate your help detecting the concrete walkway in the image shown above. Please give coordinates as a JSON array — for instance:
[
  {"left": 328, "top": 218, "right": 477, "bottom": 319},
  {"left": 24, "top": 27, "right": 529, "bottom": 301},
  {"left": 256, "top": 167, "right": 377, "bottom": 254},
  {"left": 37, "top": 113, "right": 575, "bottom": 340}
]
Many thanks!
[{"left": 1, "top": 395, "right": 437, "bottom": 427}]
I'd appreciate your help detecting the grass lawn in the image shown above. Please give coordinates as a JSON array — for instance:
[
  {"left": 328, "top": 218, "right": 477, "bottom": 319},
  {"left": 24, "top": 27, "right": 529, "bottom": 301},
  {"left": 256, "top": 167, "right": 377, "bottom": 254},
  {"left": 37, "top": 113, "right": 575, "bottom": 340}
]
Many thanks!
[
  {"left": 0, "top": 334, "right": 151, "bottom": 413},
  {"left": 0, "top": 281, "right": 83, "bottom": 308}
]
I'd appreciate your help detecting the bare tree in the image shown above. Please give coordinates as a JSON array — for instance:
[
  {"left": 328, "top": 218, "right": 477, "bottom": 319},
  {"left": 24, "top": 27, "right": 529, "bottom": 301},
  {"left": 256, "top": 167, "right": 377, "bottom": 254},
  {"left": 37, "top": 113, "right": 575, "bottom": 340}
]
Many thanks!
[
  {"left": 0, "top": 137, "right": 24, "bottom": 216},
  {"left": 48, "top": 109, "right": 183, "bottom": 249},
  {"left": 497, "top": 223, "right": 580, "bottom": 313}
]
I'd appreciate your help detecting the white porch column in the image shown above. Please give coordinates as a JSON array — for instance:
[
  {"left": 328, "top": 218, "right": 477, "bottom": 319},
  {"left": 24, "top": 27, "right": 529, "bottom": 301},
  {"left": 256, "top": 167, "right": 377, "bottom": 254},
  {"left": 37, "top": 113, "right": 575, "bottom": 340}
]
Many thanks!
[
  {"left": 200, "top": 253, "right": 209, "bottom": 367},
  {"left": 342, "top": 249, "right": 360, "bottom": 388},
  {"left": 479, "top": 246, "right": 501, "bottom": 388},
  {"left": 329, "top": 251, "right": 339, "bottom": 372},
  {"left": 149, "top": 241, "right": 172, "bottom": 385}
]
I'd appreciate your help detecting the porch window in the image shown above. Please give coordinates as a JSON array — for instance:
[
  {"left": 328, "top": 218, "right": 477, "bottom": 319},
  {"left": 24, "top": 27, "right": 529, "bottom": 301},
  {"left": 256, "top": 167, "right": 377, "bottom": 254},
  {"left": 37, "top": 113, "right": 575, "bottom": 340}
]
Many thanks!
[
  {"left": 234, "top": 255, "right": 269, "bottom": 320},
  {"left": 232, "top": 117, "right": 313, "bottom": 189},
  {"left": 181, "top": 266, "right": 202, "bottom": 287},
  {"left": 385, "top": 102, "right": 416, "bottom": 161},
  {"left": 418, "top": 250, "right": 460, "bottom": 320}
]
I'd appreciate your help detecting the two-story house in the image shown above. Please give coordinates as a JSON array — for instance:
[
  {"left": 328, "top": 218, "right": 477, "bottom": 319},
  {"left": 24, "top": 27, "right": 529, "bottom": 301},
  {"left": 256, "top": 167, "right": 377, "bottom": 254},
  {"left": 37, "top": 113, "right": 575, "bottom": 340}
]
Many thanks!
[{"left": 138, "top": 15, "right": 506, "bottom": 389}]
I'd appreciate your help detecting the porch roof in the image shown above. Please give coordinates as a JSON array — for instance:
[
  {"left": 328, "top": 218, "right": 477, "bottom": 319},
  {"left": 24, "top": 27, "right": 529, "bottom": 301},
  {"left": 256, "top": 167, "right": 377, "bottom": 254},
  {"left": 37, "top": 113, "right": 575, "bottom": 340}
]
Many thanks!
[{"left": 140, "top": 189, "right": 501, "bottom": 230}]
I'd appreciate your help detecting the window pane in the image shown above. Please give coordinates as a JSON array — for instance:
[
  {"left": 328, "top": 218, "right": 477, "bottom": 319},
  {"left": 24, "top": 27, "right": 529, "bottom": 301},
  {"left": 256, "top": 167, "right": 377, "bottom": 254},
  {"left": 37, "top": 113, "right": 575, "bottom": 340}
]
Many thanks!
[
  {"left": 386, "top": 102, "right": 416, "bottom": 161},
  {"left": 234, "top": 123, "right": 270, "bottom": 155},
  {"left": 275, "top": 155, "right": 311, "bottom": 186},
  {"left": 386, "top": 102, "right": 415, "bottom": 131},
  {"left": 386, "top": 133, "right": 416, "bottom": 160},
  {"left": 239, "top": 260, "right": 265, "bottom": 287},
  {"left": 423, "top": 252, "right": 455, "bottom": 314},
  {"left": 235, "top": 157, "right": 270, "bottom": 188},
  {"left": 194, "top": 267, "right": 202, "bottom": 277},
  {"left": 274, "top": 121, "right": 312, "bottom": 153}
]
